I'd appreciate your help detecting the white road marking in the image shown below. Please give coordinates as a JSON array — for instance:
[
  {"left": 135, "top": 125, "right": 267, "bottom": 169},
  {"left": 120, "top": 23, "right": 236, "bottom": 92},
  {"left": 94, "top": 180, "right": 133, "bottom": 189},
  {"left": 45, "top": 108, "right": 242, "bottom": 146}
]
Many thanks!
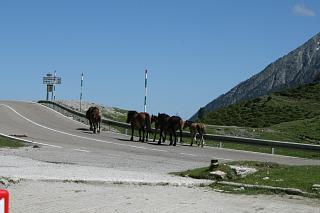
[
  {"left": 180, "top": 153, "right": 197, "bottom": 157},
  {"left": 73, "top": 149, "right": 90, "bottom": 153},
  {"left": 0, "top": 132, "right": 62, "bottom": 148},
  {"left": 0, "top": 104, "right": 169, "bottom": 154}
]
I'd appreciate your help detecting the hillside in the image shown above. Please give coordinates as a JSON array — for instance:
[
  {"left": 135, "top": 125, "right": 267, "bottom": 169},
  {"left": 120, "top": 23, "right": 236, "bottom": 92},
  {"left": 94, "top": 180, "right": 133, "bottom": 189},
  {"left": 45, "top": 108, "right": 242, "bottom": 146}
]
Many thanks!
[
  {"left": 197, "top": 82, "right": 320, "bottom": 128},
  {"left": 192, "top": 32, "right": 320, "bottom": 120}
]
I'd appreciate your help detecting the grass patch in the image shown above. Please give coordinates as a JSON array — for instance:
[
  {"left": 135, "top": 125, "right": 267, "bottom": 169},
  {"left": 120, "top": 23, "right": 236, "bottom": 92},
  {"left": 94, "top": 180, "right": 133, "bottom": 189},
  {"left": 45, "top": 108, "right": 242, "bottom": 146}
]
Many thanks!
[
  {"left": 174, "top": 161, "right": 320, "bottom": 197},
  {"left": 0, "top": 135, "right": 25, "bottom": 148}
]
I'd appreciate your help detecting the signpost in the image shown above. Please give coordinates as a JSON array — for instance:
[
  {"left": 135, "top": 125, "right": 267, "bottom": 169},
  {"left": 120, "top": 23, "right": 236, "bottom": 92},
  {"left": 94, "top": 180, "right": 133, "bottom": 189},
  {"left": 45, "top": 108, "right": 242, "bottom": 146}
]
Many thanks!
[{"left": 43, "top": 73, "right": 62, "bottom": 101}]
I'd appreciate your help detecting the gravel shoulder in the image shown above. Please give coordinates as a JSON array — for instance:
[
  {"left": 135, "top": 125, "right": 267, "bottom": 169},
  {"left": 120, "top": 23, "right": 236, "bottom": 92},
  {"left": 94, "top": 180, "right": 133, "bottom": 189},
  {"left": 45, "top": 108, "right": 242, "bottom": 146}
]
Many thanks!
[
  {"left": 4, "top": 180, "right": 320, "bottom": 213},
  {"left": 1, "top": 147, "right": 320, "bottom": 213}
]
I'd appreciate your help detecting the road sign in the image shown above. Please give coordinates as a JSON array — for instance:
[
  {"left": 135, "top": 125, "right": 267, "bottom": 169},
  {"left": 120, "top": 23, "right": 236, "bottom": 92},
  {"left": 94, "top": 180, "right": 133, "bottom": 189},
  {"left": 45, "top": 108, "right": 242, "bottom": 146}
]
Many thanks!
[{"left": 43, "top": 76, "right": 61, "bottom": 85}]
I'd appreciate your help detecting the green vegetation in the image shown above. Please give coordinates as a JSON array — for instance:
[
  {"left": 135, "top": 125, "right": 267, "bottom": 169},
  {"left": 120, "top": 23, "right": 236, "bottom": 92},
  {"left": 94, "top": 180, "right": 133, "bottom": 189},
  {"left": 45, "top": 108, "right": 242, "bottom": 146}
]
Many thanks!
[
  {"left": 0, "top": 135, "right": 25, "bottom": 148},
  {"left": 199, "top": 82, "right": 320, "bottom": 128},
  {"left": 174, "top": 161, "right": 320, "bottom": 197},
  {"left": 196, "top": 82, "right": 320, "bottom": 146},
  {"left": 101, "top": 107, "right": 128, "bottom": 122}
]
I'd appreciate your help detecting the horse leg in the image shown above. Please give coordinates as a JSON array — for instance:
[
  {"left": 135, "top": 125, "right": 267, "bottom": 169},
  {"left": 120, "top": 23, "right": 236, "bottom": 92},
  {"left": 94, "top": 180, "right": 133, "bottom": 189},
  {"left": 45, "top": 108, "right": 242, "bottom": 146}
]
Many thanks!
[
  {"left": 163, "top": 131, "right": 167, "bottom": 143},
  {"left": 179, "top": 129, "right": 183, "bottom": 143},
  {"left": 190, "top": 132, "right": 194, "bottom": 146},
  {"left": 153, "top": 130, "right": 157, "bottom": 142},
  {"left": 145, "top": 129, "right": 149, "bottom": 142},
  {"left": 153, "top": 129, "right": 157, "bottom": 142},
  {"left": 142, "top": 129, "right": 146, "bottom": 142},
  {"left": 173, "top": 131, "right": 177, "bottom": 146},
  {"left": 89, "top": 120, "right": 93, "bottom": 131},
  {"left": 169, "top": 131, "right": 173, "bottom": 146},
  {"left": 97, "top": 121, "right": 101, "bottom": 133},
  {"left": 201, "top": 134, "right": 205, "bottom": 147},
  {"left": 93, "top": 125, "right": 96, "bottom": 134},
  {"left": 130, "top": 128, "right": 134, "bottom": 141},
  {"left": 158, "top": 129, "right": 162, "bottom": 144}
]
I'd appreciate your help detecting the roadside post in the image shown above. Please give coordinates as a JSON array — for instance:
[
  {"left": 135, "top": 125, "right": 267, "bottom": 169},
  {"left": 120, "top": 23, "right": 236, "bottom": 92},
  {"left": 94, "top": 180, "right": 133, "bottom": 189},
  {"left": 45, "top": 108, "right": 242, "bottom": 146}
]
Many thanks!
[
  {"left": 0, "top": 189, "right": 9, "bottom": 213},
  {"left": 144, "top": 69, "right": 147, "bottom": 112},
  {"left": 80, "top": 73, "right": 84, "bottom": 112}
]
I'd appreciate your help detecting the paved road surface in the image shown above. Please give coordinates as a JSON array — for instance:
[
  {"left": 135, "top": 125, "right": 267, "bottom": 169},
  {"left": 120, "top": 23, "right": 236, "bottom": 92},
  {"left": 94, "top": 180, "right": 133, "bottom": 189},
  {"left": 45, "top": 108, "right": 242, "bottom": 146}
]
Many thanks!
[{"left": 0, "top": 101, "right": 319, "bottom": 213}]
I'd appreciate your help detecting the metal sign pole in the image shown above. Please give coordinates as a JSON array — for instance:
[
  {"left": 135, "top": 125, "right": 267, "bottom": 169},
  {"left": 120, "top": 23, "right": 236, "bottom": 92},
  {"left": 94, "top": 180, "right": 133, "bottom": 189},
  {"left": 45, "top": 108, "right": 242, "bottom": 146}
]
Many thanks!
[
  {"left": 80, "top": 73, "right": 83, "bottom": 112},
  {"left": 46, "top": 85, "right": 49, "bottom": 101},
  {"left": 144, "top": 69, "right": 147, "bottom": 112},
  {"left": 53, "top": 70, "right": 56, "bottom": 101}
]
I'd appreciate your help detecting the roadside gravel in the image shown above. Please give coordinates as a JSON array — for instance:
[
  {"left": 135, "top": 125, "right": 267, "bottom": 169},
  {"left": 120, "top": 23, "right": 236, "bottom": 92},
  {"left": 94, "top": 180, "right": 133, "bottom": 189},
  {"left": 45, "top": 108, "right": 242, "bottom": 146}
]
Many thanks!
[{"left": 1, "top": 147, "right": 319, "bottom": 213}]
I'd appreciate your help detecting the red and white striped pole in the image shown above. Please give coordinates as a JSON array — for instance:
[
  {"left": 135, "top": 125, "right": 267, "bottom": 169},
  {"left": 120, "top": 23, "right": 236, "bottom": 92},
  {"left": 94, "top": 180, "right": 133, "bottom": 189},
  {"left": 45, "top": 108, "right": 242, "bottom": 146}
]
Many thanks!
[
  {"left": 80, "top": 73, "right": 84, "bottom": 112},
  {"left": 0, "top": 189, "right": 9, "bottom": 213},
  {"left": 144, "top": 69, "right": 148, "bottom": 112}
]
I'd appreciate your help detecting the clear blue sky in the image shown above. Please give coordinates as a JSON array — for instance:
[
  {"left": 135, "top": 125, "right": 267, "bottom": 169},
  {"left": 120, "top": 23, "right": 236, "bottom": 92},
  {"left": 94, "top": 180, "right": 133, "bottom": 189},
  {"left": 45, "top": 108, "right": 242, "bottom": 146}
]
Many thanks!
[{"left": 1, "top": 0, "right": 319, "bottom": 119}]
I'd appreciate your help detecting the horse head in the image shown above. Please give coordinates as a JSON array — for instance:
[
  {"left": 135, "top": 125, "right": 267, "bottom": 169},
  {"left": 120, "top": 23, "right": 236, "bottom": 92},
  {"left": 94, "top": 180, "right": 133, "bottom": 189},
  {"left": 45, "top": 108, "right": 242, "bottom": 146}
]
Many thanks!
[
  {"left": 183, "top": 120, "right": 193, "bottom": 130},
  {"left": 126, "top": 110, "right": 138, "bottom": 123}
]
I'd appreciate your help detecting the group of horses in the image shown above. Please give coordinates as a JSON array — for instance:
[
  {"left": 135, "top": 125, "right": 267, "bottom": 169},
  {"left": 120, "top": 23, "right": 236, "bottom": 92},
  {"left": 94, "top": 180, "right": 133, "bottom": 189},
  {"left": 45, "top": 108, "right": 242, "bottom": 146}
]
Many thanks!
[
  {"left": 127, "top": 111, "right": 206, "bottom": 147},
  {"left": 85, "top": 107, "right": 206, "bottom": 147}
]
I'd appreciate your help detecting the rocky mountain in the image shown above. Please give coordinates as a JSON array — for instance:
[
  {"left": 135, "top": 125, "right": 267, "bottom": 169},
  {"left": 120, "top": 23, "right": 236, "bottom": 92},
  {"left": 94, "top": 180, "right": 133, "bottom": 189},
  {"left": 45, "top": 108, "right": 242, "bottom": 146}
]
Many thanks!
[{"left": 192, "top": 32, "right": 320, "bottom": 120}]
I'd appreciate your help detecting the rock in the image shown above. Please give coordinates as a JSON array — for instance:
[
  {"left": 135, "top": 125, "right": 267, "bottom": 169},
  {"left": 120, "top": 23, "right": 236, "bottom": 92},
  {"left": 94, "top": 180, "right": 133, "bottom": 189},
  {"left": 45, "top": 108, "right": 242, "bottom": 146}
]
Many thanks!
[
  {"left": 312, "top": 184, "right": 320, "bottom": 192},
  {"left": 9, "top": 177, "right": 20, "bottom": 184},
  {"left": 263, "top": 177, "right": 270, "bottom": 180},
  {"left": 210, "top": 170, "right": 226, "bottom": 180},
  {"left": 0, "top": 178, "right": 9, "bottom": 187},
  {"left": 230, "top": 166, "right": 257, "bottom": 177},
  {"left": 209, "top": 159, "right": 219, "bottom": 170},
  {"left": 234, "top": 186, "right": 245, "bottom": 191}
]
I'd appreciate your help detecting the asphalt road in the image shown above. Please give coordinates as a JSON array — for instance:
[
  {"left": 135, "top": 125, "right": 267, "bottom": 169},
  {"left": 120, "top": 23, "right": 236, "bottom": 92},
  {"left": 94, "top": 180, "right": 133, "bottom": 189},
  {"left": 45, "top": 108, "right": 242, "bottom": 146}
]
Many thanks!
[
  {"left": 1, "top": 100, "right": 320, "bottom": 213},
  {"left": 0, "top": 100, "right": 319, "bottom": 170}
]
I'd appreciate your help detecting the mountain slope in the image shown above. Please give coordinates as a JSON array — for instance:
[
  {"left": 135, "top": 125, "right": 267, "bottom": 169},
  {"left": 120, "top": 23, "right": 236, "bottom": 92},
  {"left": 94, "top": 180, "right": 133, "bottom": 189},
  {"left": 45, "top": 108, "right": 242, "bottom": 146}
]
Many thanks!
[
  {"left": 198, "top": 82, "right": 320, "bottom": 128},
  {"left": 192, "top": 32, "right": 320, "bottom": 120}
]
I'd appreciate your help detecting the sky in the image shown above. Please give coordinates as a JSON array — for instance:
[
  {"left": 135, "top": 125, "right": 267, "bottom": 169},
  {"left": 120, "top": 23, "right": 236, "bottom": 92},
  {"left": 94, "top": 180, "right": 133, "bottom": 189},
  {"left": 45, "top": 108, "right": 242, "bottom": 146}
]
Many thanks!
[{"left": 0, "top": 0, "right": 319, "bottom": 119}]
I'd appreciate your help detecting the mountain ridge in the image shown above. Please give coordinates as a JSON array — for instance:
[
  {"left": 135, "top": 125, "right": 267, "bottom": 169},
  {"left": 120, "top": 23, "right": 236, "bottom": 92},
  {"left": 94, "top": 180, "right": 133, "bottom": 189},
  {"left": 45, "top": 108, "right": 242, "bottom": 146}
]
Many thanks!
[{"left": 191, "top": 32, "right": 320, "bottom": 120}]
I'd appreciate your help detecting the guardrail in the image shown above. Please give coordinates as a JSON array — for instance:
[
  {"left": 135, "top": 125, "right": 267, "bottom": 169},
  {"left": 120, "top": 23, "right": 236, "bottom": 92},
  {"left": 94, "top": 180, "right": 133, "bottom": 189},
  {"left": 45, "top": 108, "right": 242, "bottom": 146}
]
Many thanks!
[{"left": 38, "top": 100, "right": 320, "bottom": 152}]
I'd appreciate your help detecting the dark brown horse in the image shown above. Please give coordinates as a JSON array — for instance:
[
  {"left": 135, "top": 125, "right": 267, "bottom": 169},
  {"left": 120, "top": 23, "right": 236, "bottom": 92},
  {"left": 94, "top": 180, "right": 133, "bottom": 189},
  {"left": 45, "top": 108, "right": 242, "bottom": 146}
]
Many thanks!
[
  {"left": 126, "top": 111, "right": 151, "bottom": 142},
  {"left": 183, "top": 120, "right": 206, "bottom": 147},
  {"left": 167, "top": 116, "right": 184, "bottom": 146},
  {"left": 86, "top": 106, "right": 95, "bottom": 131},
  {"left": 86, "top": 106, "right": 101, "bottom": 134},
  {"left": 156, "top": 113, "right": 170, "bottom": 144}
]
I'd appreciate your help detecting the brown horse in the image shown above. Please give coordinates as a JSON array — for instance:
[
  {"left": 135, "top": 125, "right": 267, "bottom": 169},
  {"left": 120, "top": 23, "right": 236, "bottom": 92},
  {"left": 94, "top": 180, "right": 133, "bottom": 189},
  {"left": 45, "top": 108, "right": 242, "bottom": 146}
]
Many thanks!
[
  {"left": 156, "top": 113, "right": 170, "bottom": 144},
  {"left": 183, "top": 120, "right": 206, "bottom": 147},
  {"left": 86, "top": 106, "right": 95, "bottom": 131},
  {"left": 126, "top": 111, "right": 151, "bottom": 142},
  {"left": 86, "top": 106, "right": 101, "bottom": 134},
  {"left": 167, "top": 116, "right": 184, "bottom": 146}
]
